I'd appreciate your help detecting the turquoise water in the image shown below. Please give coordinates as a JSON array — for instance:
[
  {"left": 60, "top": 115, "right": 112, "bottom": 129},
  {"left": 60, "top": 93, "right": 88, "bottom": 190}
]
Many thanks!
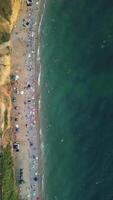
[{"left": 40, "top": 0, "right": 113, "bottom": 199}]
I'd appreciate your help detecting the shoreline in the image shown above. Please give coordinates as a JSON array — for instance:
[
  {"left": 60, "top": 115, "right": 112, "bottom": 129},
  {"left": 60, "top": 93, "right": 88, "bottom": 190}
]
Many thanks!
[
  {"left": 34, "top": 0, "right": 46, "bottom": 198},
  {"left": 10, "top": 0, "right": 46, "bottom": 199},
  {"left": 35, "top": 0, "right": 47, "bottom": 199}
]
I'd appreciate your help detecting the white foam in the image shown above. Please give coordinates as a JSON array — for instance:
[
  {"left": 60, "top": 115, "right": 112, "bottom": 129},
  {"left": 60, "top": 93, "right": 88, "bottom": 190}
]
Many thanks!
[
  {"left": 41, "top": 142, "right": 44, "bottom": 150},
  {"left": 38, "top": 72, "right": 41, "bottom": 86},
  {"left": 38, "top": 99, "right": 40, "bottom": 110},
  {"left": 42, "top": 174, "right": 44, "bottom": 197},
  {"left": 37, "top": 47, "right": 40, "bottom": 57},
  {"left": 38, "top": 0, "right": 47, "bottom": 35}
]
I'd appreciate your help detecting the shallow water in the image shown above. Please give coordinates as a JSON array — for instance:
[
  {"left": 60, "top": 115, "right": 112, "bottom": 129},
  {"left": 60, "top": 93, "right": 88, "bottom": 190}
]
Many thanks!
[{"left": 40, "top": 0, "right": 113, "bottom": 199}]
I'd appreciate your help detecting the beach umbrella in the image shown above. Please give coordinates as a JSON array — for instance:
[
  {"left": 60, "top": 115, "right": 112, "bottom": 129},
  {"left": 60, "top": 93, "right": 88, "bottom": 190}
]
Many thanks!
[
  {"left": 16, "top": 124, "right": 19, "bottom": 128},
  {"left": 15, "top": 75, "right": 19, "bottom": 80},
  {"left": 16, "top": 128, "right": 20, "bottom": 132},
  {"left": 33, "top": 191, "right": 36, "bottom": 196},
  {"left": 20, "top": 91, "right": 24, "bottom": 95},
  {"left": 34, "top": 177, "right": 38, "bottom": 181}
]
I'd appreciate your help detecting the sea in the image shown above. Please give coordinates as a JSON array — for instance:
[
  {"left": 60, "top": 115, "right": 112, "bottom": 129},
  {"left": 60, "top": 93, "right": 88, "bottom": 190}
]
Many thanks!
[{"left": 40, "top": 0, "right": 113, "bottom": 200}]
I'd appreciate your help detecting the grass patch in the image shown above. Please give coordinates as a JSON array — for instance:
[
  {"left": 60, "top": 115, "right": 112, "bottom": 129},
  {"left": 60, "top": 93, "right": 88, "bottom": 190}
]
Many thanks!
[
  {"left": 2, "top": 145, "right": 19, "bottom": 200},
  {"left": 4, "top": 109, "right": 8, "bottom": 130},
  {"left": 0, "top": 0, "right": 12, "bottom": 21}
]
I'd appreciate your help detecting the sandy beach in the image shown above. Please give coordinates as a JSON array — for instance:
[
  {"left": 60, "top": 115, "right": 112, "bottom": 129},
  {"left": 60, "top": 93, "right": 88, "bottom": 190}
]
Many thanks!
[{"left": 10, "top": 0, "right": 45, "bottom": 199}]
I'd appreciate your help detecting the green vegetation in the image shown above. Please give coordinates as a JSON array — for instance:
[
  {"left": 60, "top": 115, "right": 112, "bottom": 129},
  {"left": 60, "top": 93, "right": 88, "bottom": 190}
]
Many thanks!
[
  {"left": 2, "top": 145, "right": 19, "bottom": 200},
  {"left": 0, "top": 0, "right": 12, "bottom": 21},
  {"left": 0, "top": 128, "right": 2, "bottom": 136},
  {"left": 4, "top": 109, "right": 8, "bottom": 130},
  {"left": 0, "top": 0, "right": 12, "bottom": 44},
  {"left": 0, "top": 32, "right": 10, "bottom": 44},
  {"left": 0, "top": 150, "right": 2, "bottom": 199}
]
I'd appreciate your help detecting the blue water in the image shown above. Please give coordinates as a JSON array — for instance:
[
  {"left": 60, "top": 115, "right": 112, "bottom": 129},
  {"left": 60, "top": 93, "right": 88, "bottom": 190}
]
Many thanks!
[{"left": 40, "top": 0, "right": 113, "bottom": 199}]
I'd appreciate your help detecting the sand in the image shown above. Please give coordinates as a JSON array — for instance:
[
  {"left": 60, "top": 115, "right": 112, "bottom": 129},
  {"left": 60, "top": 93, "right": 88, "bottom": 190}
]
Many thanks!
[{"left": 10, "top": 0, "right": 45, "bottom": 199}]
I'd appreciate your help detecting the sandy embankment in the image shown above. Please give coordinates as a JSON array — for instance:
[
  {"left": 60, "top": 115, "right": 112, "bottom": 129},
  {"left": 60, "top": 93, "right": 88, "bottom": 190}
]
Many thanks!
[{"left": 0, "top": 0, "right": 22, "bottom": 146}]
